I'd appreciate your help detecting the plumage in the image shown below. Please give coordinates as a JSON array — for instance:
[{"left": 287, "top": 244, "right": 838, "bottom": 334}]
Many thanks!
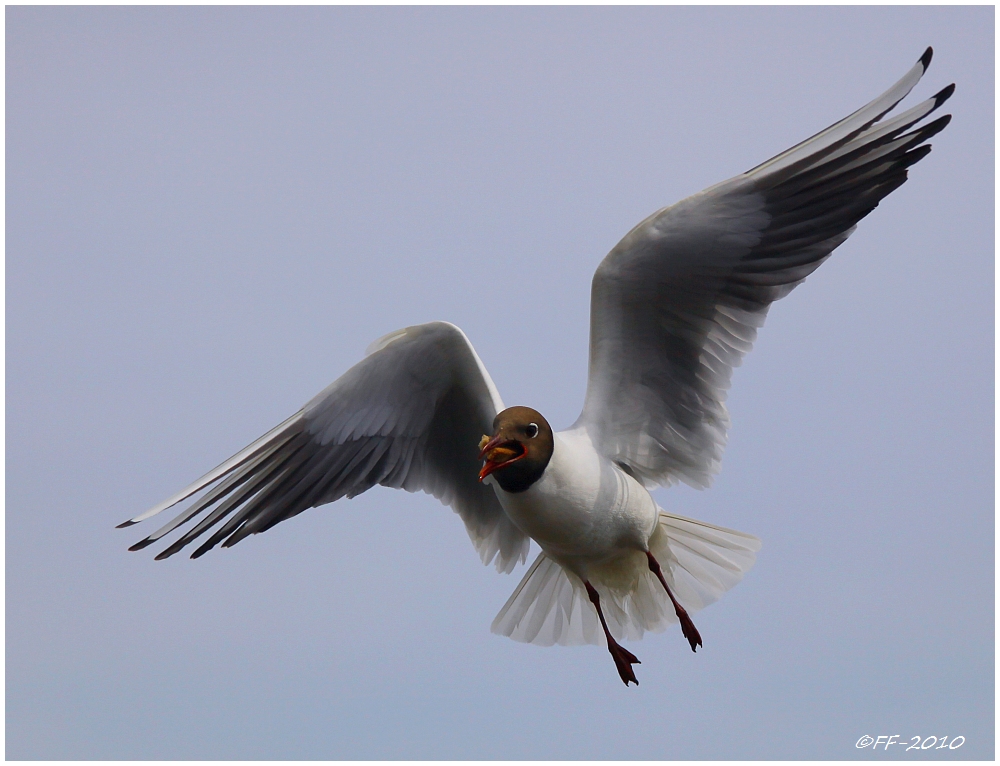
[
  {"left": 121, "top": 49, "right": 952, "bottom": 685},
  {"left": 125, "top": 322, "right": 529, "bottom": 573},
  {"left": 577, "top": 49, "right": 952, "bottom": 492},
  {"left": 492, "top": 513, "right": 760, "bottom": 646}
]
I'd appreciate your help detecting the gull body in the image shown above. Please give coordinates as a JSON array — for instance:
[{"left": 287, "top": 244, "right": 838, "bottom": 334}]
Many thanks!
[
  {"left": 490, "top": 428, "right": 657, "bottom": 572},
  {"left": 120, "top": 49, "right": 953, "bottom": 685}
]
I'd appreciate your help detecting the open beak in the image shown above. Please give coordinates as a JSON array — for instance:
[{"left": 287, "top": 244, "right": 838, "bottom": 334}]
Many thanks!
[{"left": 478, "top": 434, "right": 526, "bottom": 481}]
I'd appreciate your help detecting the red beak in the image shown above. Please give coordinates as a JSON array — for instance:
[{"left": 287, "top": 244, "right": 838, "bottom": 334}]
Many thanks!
[{"left": 478, "top": 435, "right": 526, "bottom": 481}]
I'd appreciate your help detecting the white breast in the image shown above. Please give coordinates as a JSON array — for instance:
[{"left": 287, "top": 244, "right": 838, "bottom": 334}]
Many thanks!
[{"left": 490, "top": 427, "right": 658, "bottom": 573}]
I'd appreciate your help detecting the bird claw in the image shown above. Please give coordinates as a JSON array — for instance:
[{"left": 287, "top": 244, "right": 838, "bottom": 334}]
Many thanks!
[{"left": 608, "top": 641, "right": 641, "bottom": 686}]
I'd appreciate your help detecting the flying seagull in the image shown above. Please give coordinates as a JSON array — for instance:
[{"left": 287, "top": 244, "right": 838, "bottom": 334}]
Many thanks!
[{"left": 120, "top": 49, "right": 952, "bottom": 685}]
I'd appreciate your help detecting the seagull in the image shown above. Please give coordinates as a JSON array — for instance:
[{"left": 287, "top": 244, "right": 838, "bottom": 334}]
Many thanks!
[{"left": 120, "top": 49, "right": 952, "bottom": 685}]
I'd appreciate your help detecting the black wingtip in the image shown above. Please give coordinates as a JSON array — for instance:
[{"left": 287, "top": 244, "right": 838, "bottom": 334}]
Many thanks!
[
  {"left": 116, "top": 519, "right": 138, "bottom": 529},
  {"left": 898, "top": 144, "right": 934, "bottom": 171},
  {"left": 220, "top": 526, "right": 251, "bottom": 549},
  {"left": 190, "top": 540, "right": 216, "bottom": 559},
  {"left": 929, "top": 112, "right": 953, "bottom": 133},
  {"left": 154, "top": 542, "right": 184, "bottom": 561},
  {"left": 128, "top": 538, "right": 157, "bottom": 552},
  {"left": 910, "top": 113, "right": 952, "bottom": 146},
  {"left": 934, "top": 83, "right": 956, "bottom": 108},
  {"left": 919, "top": 46, "right": 933, "bottom": 70}
]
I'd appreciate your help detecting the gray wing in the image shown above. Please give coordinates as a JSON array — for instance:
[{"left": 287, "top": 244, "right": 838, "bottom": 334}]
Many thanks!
[
  {"left": 576, "top": 48, "right": 953, "bottom": 490},
  {"left": 120, "top": 321, "right": 530, "bottom": 573}
]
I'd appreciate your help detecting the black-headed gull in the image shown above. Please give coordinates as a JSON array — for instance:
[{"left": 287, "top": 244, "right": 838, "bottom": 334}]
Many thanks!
[{"left": 121, "top": 49, "right": 952, "bottom": 685}]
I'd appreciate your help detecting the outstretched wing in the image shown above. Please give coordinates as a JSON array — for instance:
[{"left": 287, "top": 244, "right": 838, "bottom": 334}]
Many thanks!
[
  {"left": 120, "top": 321, "right": 530, "bottom": 573},
  {"left": 576, "top": 48, "right": 953, "bottom": 489}
]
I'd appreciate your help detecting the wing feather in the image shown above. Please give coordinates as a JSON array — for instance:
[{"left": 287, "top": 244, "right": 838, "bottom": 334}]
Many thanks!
[
  {"left": 744, "top": 47, "right": 933, "bottom": 182},
  {"left": 577, "top": 51, "right": 952, "bottom": 488},
  {"left": 123, "top": 322, "right": 530, "bottom": 572}
]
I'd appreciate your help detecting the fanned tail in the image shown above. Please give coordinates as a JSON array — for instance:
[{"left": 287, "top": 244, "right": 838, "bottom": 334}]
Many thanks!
[
  {"left": 491, "top": 554, "right": 602, "bottom": 646},
  {"left": 491, "top": 511, "right": 760, "bottom": 646}
]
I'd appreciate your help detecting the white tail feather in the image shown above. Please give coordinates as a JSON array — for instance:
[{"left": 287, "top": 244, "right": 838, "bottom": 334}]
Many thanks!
[{"left": 491, "top": 511, "right": 760, "bottom": 646}]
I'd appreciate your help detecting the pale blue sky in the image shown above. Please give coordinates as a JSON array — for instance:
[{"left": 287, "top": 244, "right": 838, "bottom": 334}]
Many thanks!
[{"left": 7, "top": 6, "right": 993, "bottom": 759}]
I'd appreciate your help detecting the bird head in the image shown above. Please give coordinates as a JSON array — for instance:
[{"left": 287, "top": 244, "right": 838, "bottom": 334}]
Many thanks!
[{"left": 478, "top": 406, "right": 554, "bottom": 493}]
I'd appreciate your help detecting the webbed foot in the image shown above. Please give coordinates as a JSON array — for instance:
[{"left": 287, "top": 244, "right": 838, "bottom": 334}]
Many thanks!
[{"left": 608, "top": 639, "right": 641, "bottom": 686}]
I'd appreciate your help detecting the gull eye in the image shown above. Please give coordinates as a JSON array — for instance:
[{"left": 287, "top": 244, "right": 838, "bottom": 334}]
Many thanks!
[{"left": 525, "top": 423, "right": 539, "bottom": 438}]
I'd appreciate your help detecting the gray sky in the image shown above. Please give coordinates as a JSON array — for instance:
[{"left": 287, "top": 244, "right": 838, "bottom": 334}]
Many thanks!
[{"left": 7, "top": 6, "right": 993, "bottom": 760}]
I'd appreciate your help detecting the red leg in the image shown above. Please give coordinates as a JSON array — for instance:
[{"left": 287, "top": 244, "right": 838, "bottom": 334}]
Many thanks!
[
  {"left": 646, "top": 551, "right": 703, "bottom": 652},
  {"left": 585, "top": 581, "right": 640, "bottom": 686}
]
